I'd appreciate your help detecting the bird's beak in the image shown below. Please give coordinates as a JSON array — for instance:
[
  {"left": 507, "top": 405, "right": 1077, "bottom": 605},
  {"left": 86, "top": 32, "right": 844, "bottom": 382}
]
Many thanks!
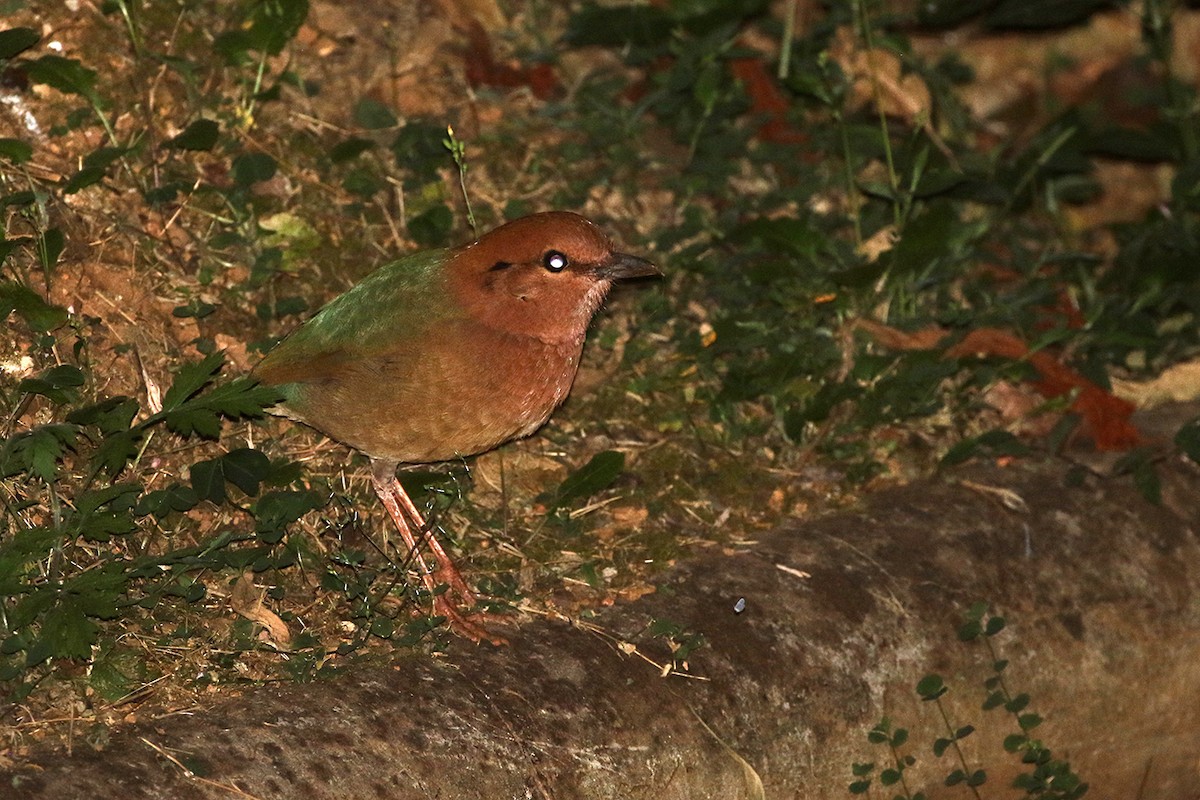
[{"left": 593, "top": 251, "right": 660, "bottom": 281}]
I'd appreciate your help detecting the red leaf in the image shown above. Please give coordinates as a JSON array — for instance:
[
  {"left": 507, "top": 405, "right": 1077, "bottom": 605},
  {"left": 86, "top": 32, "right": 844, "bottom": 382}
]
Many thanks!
[
  {"left": 462, "top": 18, "right": 559, "bottom": 100},
  {"left": 728, "top": 58, "right": 805, "bottom": 145}
]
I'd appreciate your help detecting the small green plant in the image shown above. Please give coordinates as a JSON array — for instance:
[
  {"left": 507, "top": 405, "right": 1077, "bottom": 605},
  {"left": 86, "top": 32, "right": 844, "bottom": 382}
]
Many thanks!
[
  {"left": 849, "top": 603, "right": 1087, "bottom": 799},
  {"left": 0, "top": 352, "right": 309, "bottom": 700},
  {"left": 443, "top": 125, "right": 477, "bottom": 235},
  {"left": 851, "top": 717, "right": 922, "bottom": 799},
  {"left": 562, "top": 0, "right": 1200, "bottom": 482}
]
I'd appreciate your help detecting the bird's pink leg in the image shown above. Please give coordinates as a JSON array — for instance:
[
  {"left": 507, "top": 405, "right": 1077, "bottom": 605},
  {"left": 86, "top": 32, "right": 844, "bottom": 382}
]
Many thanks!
[
  {"left": 369, "top": 463, "right": 505, "bottom": 645},
  {"left": 387, "top": 478, "right": 477, "bottom": 603}
]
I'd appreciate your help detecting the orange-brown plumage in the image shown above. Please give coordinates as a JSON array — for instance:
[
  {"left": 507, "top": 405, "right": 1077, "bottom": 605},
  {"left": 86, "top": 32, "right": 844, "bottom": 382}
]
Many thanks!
[{"left": 253, "top": 211, "right": 657, "bottom": 642}]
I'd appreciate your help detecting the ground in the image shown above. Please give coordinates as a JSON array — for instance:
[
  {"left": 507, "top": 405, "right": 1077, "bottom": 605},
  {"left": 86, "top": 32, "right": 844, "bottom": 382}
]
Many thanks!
[{"left": 1, "top": 0, "right": 1198, "bottom": 779}]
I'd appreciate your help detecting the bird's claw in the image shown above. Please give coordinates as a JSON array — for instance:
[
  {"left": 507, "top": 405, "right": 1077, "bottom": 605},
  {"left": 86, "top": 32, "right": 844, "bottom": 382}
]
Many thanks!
[{"left": 431, "top": 593, "right": 508, "bottom": 646}]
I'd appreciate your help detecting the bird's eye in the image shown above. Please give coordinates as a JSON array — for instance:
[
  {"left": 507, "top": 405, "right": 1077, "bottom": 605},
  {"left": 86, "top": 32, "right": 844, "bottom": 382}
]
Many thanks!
[{"left": 543, "top": 250, "right": 568, "bottom": 272}]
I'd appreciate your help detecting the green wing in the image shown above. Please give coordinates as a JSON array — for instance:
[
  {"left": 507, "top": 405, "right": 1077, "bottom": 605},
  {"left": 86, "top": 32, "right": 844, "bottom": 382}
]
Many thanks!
[{"left": 255, "top": 249, "right": 459, "bottom": 390}]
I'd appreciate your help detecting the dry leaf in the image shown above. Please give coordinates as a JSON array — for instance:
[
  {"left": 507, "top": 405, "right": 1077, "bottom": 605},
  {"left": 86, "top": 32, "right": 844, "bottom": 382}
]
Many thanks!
[
  {"left": 857, "top": 224, "right": 898, "bottom": 263},
  {"left": 858, "top": 319, "right": 1141, "bottom": 450},
  {"left": 611, "top": 505, "right": 649, "bottom": 528},
  {"left": 617, "top": 583, "right": 657, "bottom": 603},
  {"left": 230, "top": 571, "right": 292, "bottom": 650},
  {"left": 830, "top": 27, "right": 932, "bottom": 123},
  {"left": 1112, "top": 359, "right": 1200, "bottom": 408}
]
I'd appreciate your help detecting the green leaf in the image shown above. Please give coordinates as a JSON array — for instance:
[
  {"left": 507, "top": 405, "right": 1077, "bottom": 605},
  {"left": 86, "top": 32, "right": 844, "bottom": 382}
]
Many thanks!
[
  {"left": 1176, "top": 418, "right": 1200, "bottom": 464},
  {"left": 982, "top": 690, "right": 1005, "bottom": 710},
  {"left": 933, "top": 737, "right": 951, "bottom": 756},
  {"left": 37, "top": 228, "right": 64, "bottom": 272},
  {"left": 544, "top": 450, "right": 625, "bottom": 511},
  {"left": 23, "top": 55, "right": 99, "bottom": 101},
  {"left": 89, "top": 652, "right": 134, "bottom": 701},
  {"left": 83, "top": 146, "right": 129, "bottom": 170},
  {"left": 135, "top": 483, "right": 200, "bottom": 519},
  {"left": 353, "top": 99, "right": 397, "bottom": 130},
  {"left": 62, "top": 166, "right": 107, "bottom": 194},
  {"left": 173, "top": 299, "right": 217, "bottom": 319},
  {"left": 964, "top": 601, "right": 988, "bottom": 621},
  {"left": 69, "top": 484, "right": 140, "bottom": 542},
  {"left": 390, "top": 121, "right": 448, "bottom": 184},
  {"left": 957, "top": 618, "right": 982, "bottom": 641},
  {"left": 87, "top": 429, "right": 144, "bottom": 480},
  {"left": 370, "top": 616, "right": 394, "bottom": 638},
  {"left": 232, "top": 152, "right": 277, "bottom": 186},
  {"left": 916, "top": 674, "right": 946, "bottom": 700},
  {"left": 984, "top": 615, "right": 1006, "bottom": 636},
  {"left": 37, "top": 599, "right": 100, "bottom": 660},
  {"left": 1005, "top": 692, "right": 1030, "bottom": 713},
  {"left": 76, "top": 482, "right": 140, "bottom": 515},
  {"left": 162, "top": 376, "right": 279, "bottom": 439},
  {"left": 564, "top": 3, "right": 675, "bottom": 47},
  {"left": 76, "top": 513, "right": 137, "bottom": 544},
  {"left": 0, "top": 137, "right": 33, "bottom": 163},
  {"left": 19, "top": 364, "right": 85, "bottom": 404},
  {"left": 244, "top": 0, "right": 308, "bottom": 55},
  {"left": 61, "top": 147, "right": 127, "bottom": 194},
  {"left": 1132, "top": 454, "right": 1162, "bottom": 505},
  {"left": 24, "top": 637, "right": 53, "bottom": 668},
  {"left": 987, "top": 0, "right": 1115, "bottom": 29},
  {"left": 848, "top": 780, "right": 871, "bottom": 794},
  {"left": 407, "top": 204, "right": 453, "bottom": 247},
  {"left": 727, "top": 217, "right": 824, "bottom": 261},
  {"left": 253, "top": 490, "right": 323, "bottom": 533},
  {"left": 329, "top": 137, "right": 374, "bottom": 162},
  {"left": 942, "top": 428, "right": 1031, "bottom": 467},
  {"left": 0, "top": 424, "right": 78, "bottom": 481},
  {"left": 213, "top": 30, "right": 254, "bottom": 63},
  {"left": 1085, "top": 126, "right": 1174, "bottom": 162},
  {"left": 144, "top": 181, "right": 187, "bottom": 205},
  {"left": 1, "top": 192, "right": 36, "bottom": 209},
  {"left": 0, "top": 238, "right": 24, "bottom": 267},
  {"left": 0, "top": 281, "right": 68, "bottom": 331},
  {"left": 917, "top": 0, "right": 992, "bottom": 27},
  {"left": 193, "top": 377, "right": 279, "bottom": 418},
  {"left": 342, "top": 166, "right": 384, "bottom": 198},
  {"left": 1, "top": 634, "right": 27, "bottom": 655},
  {"left": 191, "top": 458, "right": 226, "bottom": 505},
  {"left": 945, "top": 769, "right": 965, "bottom": 786},
  {"left": 161, "top": 352, "right": 224, "bottom": 411},
  {"left": 168, "top": 119, "right": 220, "bottom": 151},
  {"left": 67, "top": 396, "right": 139, "bottom": 435},
  {"left": 1017, "top": 712, "right": 1042, "bottom": 730},
  {"left": 222, "top": 448, "right": 272, "bottom": 497},
  {"left": 0, "top": 27, "right": 40, "bottom": 59},
  {"left": 0, "top": 527, "right": 61, "bottom": 595},
  {"left": 966, "top": 769, "right": 987, "bottom": 787}
]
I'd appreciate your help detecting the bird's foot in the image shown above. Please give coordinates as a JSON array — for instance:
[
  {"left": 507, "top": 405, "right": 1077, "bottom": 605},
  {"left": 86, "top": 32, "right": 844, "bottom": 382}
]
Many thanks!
[{"left": 430, "top": 591, "right": 509, "bottom": 646}]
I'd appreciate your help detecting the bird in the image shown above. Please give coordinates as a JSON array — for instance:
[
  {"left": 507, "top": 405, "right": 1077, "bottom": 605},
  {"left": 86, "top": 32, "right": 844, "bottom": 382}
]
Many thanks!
[{"left": 253, "top": 211, "right": 658, "bottom": 643}]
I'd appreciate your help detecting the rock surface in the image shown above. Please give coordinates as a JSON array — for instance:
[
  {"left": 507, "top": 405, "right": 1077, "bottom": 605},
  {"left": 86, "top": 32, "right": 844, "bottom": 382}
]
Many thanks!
[{"left": 6, "top": 456, "right": 1200, "bottom": 799}]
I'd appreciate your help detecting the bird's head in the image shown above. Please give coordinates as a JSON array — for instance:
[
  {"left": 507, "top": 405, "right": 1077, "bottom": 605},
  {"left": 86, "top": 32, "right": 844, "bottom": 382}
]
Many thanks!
[{"left": 449, "top": 211, "right": 658, "bottom": 343}]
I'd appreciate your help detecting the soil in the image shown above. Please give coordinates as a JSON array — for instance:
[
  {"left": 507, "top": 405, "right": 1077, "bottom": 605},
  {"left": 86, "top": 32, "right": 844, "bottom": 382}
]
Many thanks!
[
  {"left": 2, "top": 1, "right": 1200, "bottom": 794},
  {"left": 5, "top": 451, "right": 1200, "bottom": 798}
]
